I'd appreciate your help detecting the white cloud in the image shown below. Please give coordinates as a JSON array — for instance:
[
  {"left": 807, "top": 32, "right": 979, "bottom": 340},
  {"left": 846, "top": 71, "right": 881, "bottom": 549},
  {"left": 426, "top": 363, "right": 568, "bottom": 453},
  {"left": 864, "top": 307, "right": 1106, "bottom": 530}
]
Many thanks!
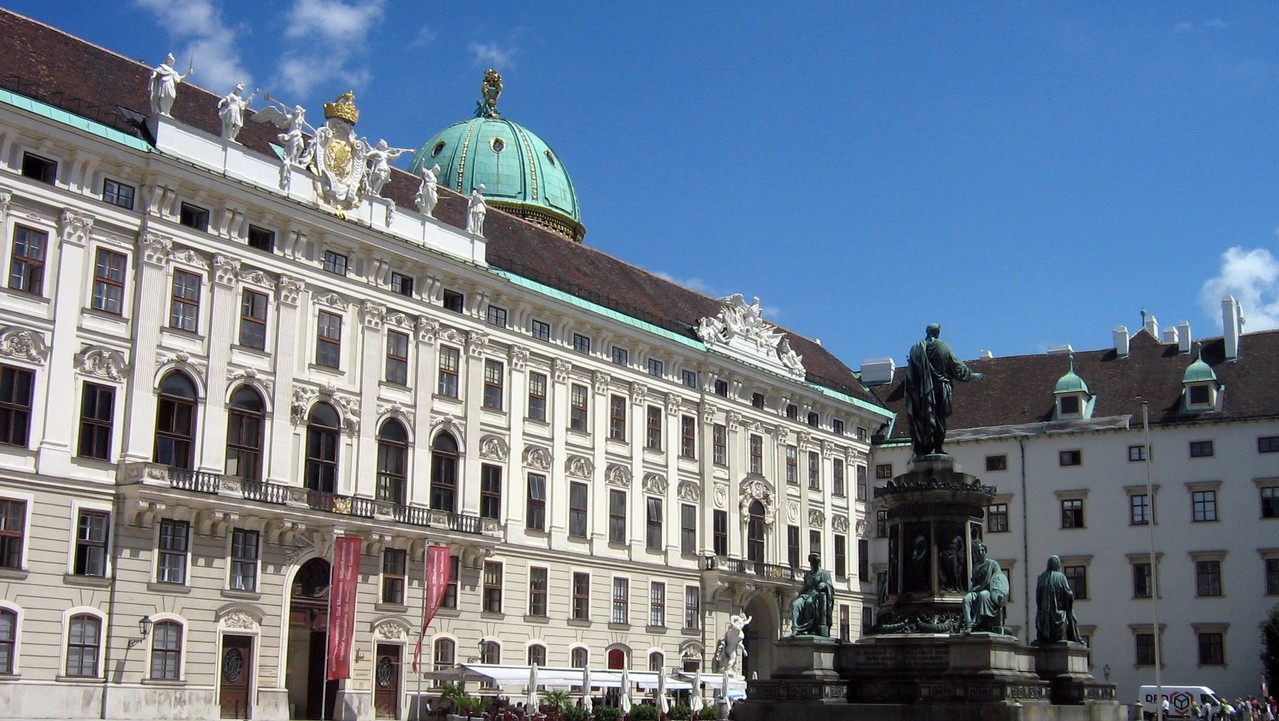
[
  {"left": 1199, "top": 246, "right": 1279, "bottom": 330},
  {"left": 1171, "top": 22, "right": 1194, "bottom": 35},
  {"left": 133, "top": 0, "right": 252, "bottom": 91},
  {"left": 276, "top": 0, "right": 386, "bottom": 96},
  {"left": 410, "top": 26, "right": 438, "bottom": 49},
  {"left": 1206, "top": 18, "right": 1227, "bottom": 29},
  {"left": 468, "top": 41, "right": 516, "bottom": 68},
  {"left": 655, "top": 272, "right": 714, "bottom": 296}
]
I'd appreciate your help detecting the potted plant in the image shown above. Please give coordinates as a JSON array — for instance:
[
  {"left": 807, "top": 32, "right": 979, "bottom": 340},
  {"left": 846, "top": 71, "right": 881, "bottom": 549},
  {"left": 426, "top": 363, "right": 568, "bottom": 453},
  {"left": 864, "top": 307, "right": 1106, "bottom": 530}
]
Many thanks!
[
  {"left": 593, "top": 706, "right": 622, "bottom": 721},
  {"left": 543, "top": 689, "right": 573, "bottom": 719},
  {"left": 563, "top": 706, "right": 591, "bottom": 721},
  {"left": 631, "top": 705, "right": 660, "bottom": 721},
  {"left": 668, "top": 705, "right": 692, "bottom": 720}
]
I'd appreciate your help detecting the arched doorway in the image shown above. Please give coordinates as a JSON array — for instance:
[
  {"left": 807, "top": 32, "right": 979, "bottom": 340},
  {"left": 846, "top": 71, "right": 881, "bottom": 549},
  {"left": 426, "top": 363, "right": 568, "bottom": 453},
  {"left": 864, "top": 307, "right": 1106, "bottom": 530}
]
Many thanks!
[
  {"left": 286, "top": 558, "right": 338, "bottom": 719},
  {"left": 741, "top": 595, "right": 776, "bottom": 681}
]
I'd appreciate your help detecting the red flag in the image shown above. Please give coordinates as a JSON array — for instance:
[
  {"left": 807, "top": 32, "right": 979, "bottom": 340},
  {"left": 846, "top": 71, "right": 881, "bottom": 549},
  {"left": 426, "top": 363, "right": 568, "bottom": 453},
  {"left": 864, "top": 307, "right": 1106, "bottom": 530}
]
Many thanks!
[
  {"left": 327, "top": 536, "right": 362, "bottom": 681},
  {"left": 412, "top": 545, "right": 451, "bottom": 672}
]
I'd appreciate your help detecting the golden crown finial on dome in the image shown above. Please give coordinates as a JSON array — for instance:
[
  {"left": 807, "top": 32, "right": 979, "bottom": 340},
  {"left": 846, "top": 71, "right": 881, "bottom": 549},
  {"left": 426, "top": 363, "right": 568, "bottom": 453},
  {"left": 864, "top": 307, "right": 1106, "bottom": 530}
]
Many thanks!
[{"left": 323, "top": 91, "right": 360, "bottom": 124}]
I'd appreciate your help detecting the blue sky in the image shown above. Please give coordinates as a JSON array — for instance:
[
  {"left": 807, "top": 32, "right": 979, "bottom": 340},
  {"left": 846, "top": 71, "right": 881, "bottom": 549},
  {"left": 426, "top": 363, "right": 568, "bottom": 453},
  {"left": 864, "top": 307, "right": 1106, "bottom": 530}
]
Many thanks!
[{"left": 9, "top": 1, "right": 1279, "bottom": 366}]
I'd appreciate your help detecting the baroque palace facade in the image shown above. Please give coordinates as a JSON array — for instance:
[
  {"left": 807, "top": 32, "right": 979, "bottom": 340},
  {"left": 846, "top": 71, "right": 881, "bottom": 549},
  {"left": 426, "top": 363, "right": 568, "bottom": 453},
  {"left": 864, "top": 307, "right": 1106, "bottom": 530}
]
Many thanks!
[{"left": 0, "top": 8, "right": 887, "bottom": 721}]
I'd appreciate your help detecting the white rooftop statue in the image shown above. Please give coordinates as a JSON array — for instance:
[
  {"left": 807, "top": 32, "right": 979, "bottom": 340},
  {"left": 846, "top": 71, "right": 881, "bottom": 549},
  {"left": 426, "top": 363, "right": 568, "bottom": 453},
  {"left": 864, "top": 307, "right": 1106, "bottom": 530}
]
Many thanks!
[
  {"left": 364, "top": 139, "right": 412, "bottom": 196},
  {"left": 416, "top": 163, "right": 441, "bottom": 218},
  {"left": 217, "top": 83, "right": 258, "bottom": 142},
  {"left": 467, "top": 184, "right": 487, "bottom": 236},
  {"left": 253, "top": 95, "right": 314, "bottom": 167},
  {"left": 148, "top": 53, "right": 193, "bottom": 117}
]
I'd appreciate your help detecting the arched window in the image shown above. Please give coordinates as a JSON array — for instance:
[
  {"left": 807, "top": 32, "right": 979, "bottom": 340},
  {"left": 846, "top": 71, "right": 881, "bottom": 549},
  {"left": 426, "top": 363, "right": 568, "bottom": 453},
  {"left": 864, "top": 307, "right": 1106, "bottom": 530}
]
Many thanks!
[
  {"left": 747, "top": 501, "right": 766, "bottom": 563},
  {"left": 527, "top": 643, "right": 546, "bottom": 667},
  {"left": 154, "top": 372, "right": 197, "bottom": 469},
  {"left": 570, "top": 647, "right": 589, "bottom": 668},
  {"left": 432, "top": 637, "right": 455, "bottom": 672},
  {"left": 305, "top": 404, "right": 340, "bottom": 493},
  {"left": 225, "top": 387, "right": 265, "bottom": 481},
  {"left": 149, "top": 620, "right": 182, "bottom": 680},
  {"left": 480, "top": 640, "right": 500, "bottom": 664},
  {"left": 430, "top": 434, "right": 459, "bottom": 512},
  {"left": 65, "top": 613, "right": 101, "bottom": 677},
  {"left": 607, "top": 648, "right": 626, "bottom": 670},
  {"left": 376, "top": 420, "right": 408, "bottom": 504},
  {"left": 0, "top": 608, "right": 16, "bottom": 674},
  {"left": 649, "top": 651, "right": 663, "bottom": 672}
]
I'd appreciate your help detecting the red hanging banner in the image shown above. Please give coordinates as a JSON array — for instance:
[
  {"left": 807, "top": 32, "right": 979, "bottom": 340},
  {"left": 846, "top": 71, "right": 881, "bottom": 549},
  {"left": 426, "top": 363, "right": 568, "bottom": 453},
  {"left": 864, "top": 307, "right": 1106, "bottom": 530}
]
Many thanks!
[
  {"left": 327, "top": 536, "right": 362, "bottom": 681},
  {"left": 412, "top": 545, "right": 451, "bottom": 672}
]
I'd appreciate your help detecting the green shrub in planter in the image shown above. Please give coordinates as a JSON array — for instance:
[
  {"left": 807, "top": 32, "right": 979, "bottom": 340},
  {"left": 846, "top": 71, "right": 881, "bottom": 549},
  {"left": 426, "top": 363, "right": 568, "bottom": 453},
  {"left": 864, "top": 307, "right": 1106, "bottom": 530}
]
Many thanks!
[
  {"left": 592, "top": 706, "right": 622, "bottom": 721},
  {"left": 668, "top": 705, "right": 692, "bottom": 720},
  {"left": 562, "top": 706, "right": 591, "bottom": 721},
  {"left": 629, "top": 706, "right": 660, "bottom": 721},
  {"left": 697, "top": 705, "right": 719, "bottom": 719}
]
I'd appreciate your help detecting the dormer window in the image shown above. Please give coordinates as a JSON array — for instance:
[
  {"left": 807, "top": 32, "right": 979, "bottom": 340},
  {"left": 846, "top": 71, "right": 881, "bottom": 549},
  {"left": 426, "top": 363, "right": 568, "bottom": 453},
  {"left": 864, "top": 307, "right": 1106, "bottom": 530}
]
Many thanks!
[
  {"left": 1058, "top": 395, "right": 1081, "bottom": 417},
  {"left": 1181, "top": 343, "right": 1218, "bottom": 414},
  {"left": 1053, "top": 355, "right": 1093, "bottom": 420}
]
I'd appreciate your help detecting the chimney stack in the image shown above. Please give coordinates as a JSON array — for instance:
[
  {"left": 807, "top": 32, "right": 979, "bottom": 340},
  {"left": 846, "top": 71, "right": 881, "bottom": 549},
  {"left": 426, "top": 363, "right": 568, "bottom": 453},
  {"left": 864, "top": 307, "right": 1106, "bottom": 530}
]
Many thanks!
[
  {"left": 1222, "top": 296, "right": 1244, "bottom": 361},
  {"left": 1113, "top": 326, "right": 1129, "bottom": 357},
  {"left": 1177, "top": 320, "right": 1192, "bottom": 354},
  {"left": 1142, "top": 311, "right": 1158, "bottom": 338},
  {"left": 1163, "top": 327, "right": 1179, "bottom": 345}
]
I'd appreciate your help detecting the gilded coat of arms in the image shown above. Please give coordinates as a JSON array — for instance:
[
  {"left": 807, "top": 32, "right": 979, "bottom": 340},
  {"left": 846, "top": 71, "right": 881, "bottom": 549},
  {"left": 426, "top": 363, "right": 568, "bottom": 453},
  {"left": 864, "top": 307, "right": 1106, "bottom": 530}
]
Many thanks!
[{"left": 311, "top": 91, "right": 367, "bottom": 211}]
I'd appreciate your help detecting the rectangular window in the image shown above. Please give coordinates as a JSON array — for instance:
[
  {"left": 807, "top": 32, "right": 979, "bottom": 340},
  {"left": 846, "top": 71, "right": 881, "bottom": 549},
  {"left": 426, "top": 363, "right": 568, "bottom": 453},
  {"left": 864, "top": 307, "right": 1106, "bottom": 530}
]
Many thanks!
[
  {"left": 646, "top": 405, "right": 663, "bottom": 450},
  {"left": 876, "top": 463, "right": 893, "bottom": 480},
  {"left": 810, "top": 530, "right": 821, "bottom": 558},
  {"left": 611, "top": 578, "right": 629, "bottom": 624},
  {"left": 437, "top": 346, "right": 459, "bottom": 397},
  {"left": 9, "top": 225, "right": 46, "bottom": 295},
  {"left": 382, "top": 548, "right": 407, "bottom": 604},
  {"left": 21, "top": 152, "right": 56, "bottom": 183},
  {"left": 74, "top": 510, "right": 109, "bottom": 576},
  {"left": 808, "top": 451, "right": 821, "bottom": 490},
  {"left": 1192, "top": 490, "right": 1218, "bottom": 522},
  {"left": 680, "top": 503, "right": 697, "bottom": 555},
  {"left": 179, "top": 202, "right": 209, "bottom": 231},
  {"left": 0, "top": 365, "right": 34, "bottom": 448},
  {"left": 526, "top": 473, "right": 546, "bottom": 531},
  {"left": 786, "top": 446, "right": 798, "bottom": 485},
  {"left": 751, "top": 392, "right": 765, "bottom": 410},
  {"left": 1267, "top": 558, "right": 1279, "bottom": 595},
  {"left": 834, "top": 534, "right": 847, "bottom": 579},
  {"left": 680, "top": 415, "right": 696, "bottom": 458},
  {"left": 985, "top": 455, "right": 1007, "bottom": 471},
  {"left": 650, "top": 581, "right": 666, "bottom": 627},
  {"left": 239, "top": 289, "right": 268, "bottom": 349},
  {"left": 482, "top": 561, "right": 503, "bottom": 613},
  {"left": 876, "top": 510, "right": 888, "bottom": 538},
  {"left": 749, "top": 434, "right": 763, "bottom": 474},
  {"left": 646, "top": 497, "right": 663, "bottom": 551},
  {"left": 986, "top": 503, "right": 1009, "bottom": 533},
  {"left": 1129, "top": 444, "right": 1147, "bottom": 462},
  {"left": 385, "top": 331, "right": 409, "bottom": 385},
  {"left": 530, "top": 319, "right": 551, "bottom": 341},
  {"left": 713, "top": 510, "right": 728, "bottom": 557},
  {"left": 609, "top": 489, "right": 627, "bottom": 544},
  {"left": 787, "top": 525, "right": 801, "bottom": 569},
  {"left": 713, "top": 424, "right": 727, "bottom": 466},
  {"left": 1132, "top": 562, "right": 1152, "bottom": 599},
  {"left": 485, "top": 305, "right": 507, "bottom": 327},
  {"left": 1260, "top": 436, "right": 1279, "bottom": 453},
  {"left": 833, "top": 418, "right": 845, "bottom": 435},
  {"left": 611, "top": 346, "right": 629, "bottom": 366},
  {"left": 831, "top": 458, "right": 845, "bottom": 496},
  {"left": 856, "top": 464, "right": 869, "bottom": 501},
  {"left": 1060, "top": 498, "right": 1084, "bottom": 528},
  {"left": 569, "top": 482, "right": 588, "bottom": 538},
  {"left": 316, "top": 310, "right": 342, "bottom": 368},
  {"left": 572, "top": 333, "right": 591, "bottom": 354},
  {"left": 157, "top": 519, "right": 189, "bottom": 585},
  {"left": 807, "top": 411, "right": 819, "bottom": 428},
  {"left": 527, "top": 372, "right": 547, "bottom": 421},
  {"left": 1197, "top": 631, "right": 1224, "bottom": 665},
  {"left": 1130, "top": 494, "right": 1151, "bottom": 525},
  {"left": 442, "top": 289, "right": 464, "bottom": 313},
  {"left": 684, "top": 586, "right": 700, "bottom": 630},
  {"left": 78, "top": 383, "right": 114, "bottom": 460},
  {"left": 1263, "top": 486, "right": 1279, "bottom": 519},
  {"left": 528, "top": 567, "right": 548, "bottom": 617},
  {"left": 1059, "top": 449, "right": 1082, "bottom": 466},
  {"left": 647, "top": 358, "right": 664, "bottom": 377},
  {"left": 570, "top": 383, "right": 589, "bottom": 431},
  {"left": 102, "top": 178, "right": 135, "bottom": 209},
  {"left": 1063, "top": 564, "right": 1088, "bottom": 599},
  {"left": 858, "top": 538, "right": 870, "bottom": 580},
  {"left": 682, "top": 369, "right": 697, "bottom": 388},
  {"left": 1135, "top": 633, "right": 1156, "bottom": 666},
  {"left": 322, "top": 250, "right": 348, "bottom": 276},
  {"left": 609, "top": 394, "right": 627, "bottom": 441},
  {"left": 441, "top": 556, "right": 459, "bottom": 609},
  {"left": 0, "top": 498, "right": 25, "bottom": 569},
  {"left": 384, "top": 272, "right": 412, "bottom": 297},
  {"left": 230, "top": 528, "right": 259, "bottom": 592},
  {"left": 483, "top": 359, "right": 504, "bottom": 410},
  {"left": 247, "top": 225, "right": 274, "bottom": 252},
  {"left": 91, "top": 249, "right": 127, "bottom": 314},
  {"left": 786, "top": 404, "right": 798, "bottom": 420},
  {"left": 1189, "top": 440, "right": 1214, "bottom": 458},
  {"left": 66, "top": 615, "right": 101, "bottom": 678},
  {"left": 169, "top": 270, "right": 201, "bottom": 332},
  {"left": 480, "top": 464, "right": 502, "bottom": 521},
  {"left": 572, "top": 572, "right": 590, "bottom": 620},
  {"left": 1195, "top": 560, "right": 1222, "bottom": 597},
  {"left": 840, "top": 605, "right": 851, "bottom": 642}
]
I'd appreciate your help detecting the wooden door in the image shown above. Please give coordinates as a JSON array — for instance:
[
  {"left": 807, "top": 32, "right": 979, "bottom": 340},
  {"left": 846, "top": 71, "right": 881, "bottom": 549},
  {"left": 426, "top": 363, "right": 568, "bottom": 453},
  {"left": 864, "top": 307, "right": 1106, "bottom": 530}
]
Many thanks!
[
  {"left": 219, "top": 634, "right": 253, "bottom": 718},
  {"left": 373, "top": 644, "right": 400, "bottom": 718}
]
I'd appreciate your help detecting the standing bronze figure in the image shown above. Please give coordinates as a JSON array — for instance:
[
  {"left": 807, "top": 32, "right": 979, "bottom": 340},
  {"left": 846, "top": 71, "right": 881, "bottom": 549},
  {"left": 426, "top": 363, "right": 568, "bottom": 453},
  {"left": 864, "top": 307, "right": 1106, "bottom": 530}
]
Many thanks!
[{"left": 905, "top": 323, "right": 984, "bottom": 459}]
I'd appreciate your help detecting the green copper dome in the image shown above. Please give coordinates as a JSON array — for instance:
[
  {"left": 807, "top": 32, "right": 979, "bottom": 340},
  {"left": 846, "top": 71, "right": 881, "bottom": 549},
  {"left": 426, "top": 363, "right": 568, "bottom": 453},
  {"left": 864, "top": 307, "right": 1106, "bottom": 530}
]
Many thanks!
[
  {"left": 1054, "top": 355, "right": 1090, "bottom": 395},
  {"left": 410, "top": 70, "right": 584, "bottom": 242},
  {"left": 1183, "top": 344, "right": 1217, "bottom": 384}
]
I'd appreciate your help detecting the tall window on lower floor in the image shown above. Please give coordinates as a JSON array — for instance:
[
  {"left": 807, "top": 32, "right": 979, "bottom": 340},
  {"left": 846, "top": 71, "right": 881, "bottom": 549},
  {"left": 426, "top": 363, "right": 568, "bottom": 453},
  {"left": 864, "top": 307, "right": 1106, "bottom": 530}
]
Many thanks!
[
  {"left": 527, "top": 473, "right": 547, "bottom": 531},
  {"left": 150, "top": 620, "right": 182, "bottom": 680},
  {"left": 569, "top": 482, "right": 588, "bottom": 538},
  {"left": 0, "top": 608, "right": 14, "bottom": 674},
  {"left": 1063, "top": 563, "right": 1088, "bottom": 599},
  {"left": 646, "top": 405, "right": 662, "bottom": 450},
  {"left": 684, "top": 586, "right": 700, "bottom": 630},
  {"left": 304, "top": 404, "right": 340, "bottom": 494},
  {"left": 1134, "top": 632, "right": 1155, "bottom": 666},
  {"left": 1195, "top": 628, "right": 1225, "bottom": 665},
  {"left": 608, "top": 490, "right": 626, "bottom": 544},
  {"left": 482, "top": 359, "right": 504, "bottom": 410},
  {"left": 1060, "top": 498, "right": 1084, "bottom": 528},
  {"left": 571, "top": 647, "right": 588, "bottom": 668},
  {"left": 649, "top": 651, "right": 664, "bottom": 673},
  {"left": 649, "top": 582, "right": 665, "bottom": 627},
  {"left": 528, "top": 567, "right": 548, "bottom": 617},
  {"left": 1265, "top": 557, "right": 1279, "bottom": 595},
  {"left": 1263, "top": 485, "right": 1279, "bottom": 518},
  {"left": 482, "top": 561, "right": 502, "bottom": 613},
  {"left": 787, "top": 525, "right": 801, "bottom": 569},
  {"left": 747, "top": 501, "right": 765, "bottom": 563},
  {"left": 75, "top": 510, "right": 108, "bottom": 576},
  {"left": 315, "top": 310, "right": 342, "bottom": 368},
  {"left": 609, "top": 395, "right": 627, "bottom": 441},
  {"left": 376, "top": 420, "right": 408, "bottom": 504},
  {"left": 527, "top": 372, "right": 547, "bottom": 422},
  {"left": 1129, "top": 493, "right": 1151, "bottom": 526},
  {"left": 1195, "top": 558, "right": 1223, "bottom": 597},
  {"left": 238, "top": 289, "right": 267, "bottom": 349},
  {"left": 230, "top": 528, "right": 259, "bottom": 592},
  {"left": 433, "top": 638, "right": 454, "bottom": 673},
  {"left": 480, "top": 464, "right": 502, "bottom": 521},
  {"left": 8, "top": 225, "right": 46, "bottom": 295},
  {"left": 169, "top": 270, "right": 201, "bottom": 332},
  {"left": 385, "top": 331, "right": 409, "bottom": 385},
  {"left": 430, "top": 433, "right": 459, "bottom": 512},
  {"left": 986, "top": 503, "right": 1009, "bottom": 533},
  {"left": 0, "top": 499, "right": 25, "bottom": 569},
  {"left": 78, "top": 383, "right": 114, "bottom": 460},
  {"left": 858, "top": 538, "right": 870, "bottom": 580},
  {"left": 527, "top": 644, "right": 546, "bottom": 667},
  {"left": 91, "top": 248, "right": 127, "bottom": 314},
  {"left": 713, "top": 510, "right": 728, "bottom": 557},
  {"left": 611, "top": 577, "right": 629, "bottom": 625},
  {"left": 154, "top": 372, "right": 197, "bottom": 469},
  {"left": 66, "top": 614, "right": 101, "bottom": 677},
  {"left": 225, "top": 387, "right": 265, "bottom": 481},
  {"left": 646, "top": 497, "right": 663, "bottom": 551},
  {"left": 157, "top": 519, "right": 189, "bottom": 585},
  {"left": 441, "top": 556, "right": 459, "bottom": 609},
  {"left": 1192, "top": 489, "right": 1218, "bottom": 522},
  {"left": 572, "top": 572, "right": 590, "bottom": 620},
  {"left": 382, "top": 548, "right": 407, "bottom": 605},
  {"left": 1132, "top": 561, "right": 1153, "bottom": 599},
  {"left": 680, "top": 504, "right": 697, "bottom": 555},
  {"left": 834, "top": 534, "right": 847, "bottom": 579},
  {"left": 839, "top": 605, "right": 851, "bottom": 642}
]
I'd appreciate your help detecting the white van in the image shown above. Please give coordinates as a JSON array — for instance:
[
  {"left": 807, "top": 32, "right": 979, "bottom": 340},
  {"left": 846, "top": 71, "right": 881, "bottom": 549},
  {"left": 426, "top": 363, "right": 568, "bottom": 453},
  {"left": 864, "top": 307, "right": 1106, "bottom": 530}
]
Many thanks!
[{"left": 1139, "top": 685, "right": 1223, "bottom": 720}]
